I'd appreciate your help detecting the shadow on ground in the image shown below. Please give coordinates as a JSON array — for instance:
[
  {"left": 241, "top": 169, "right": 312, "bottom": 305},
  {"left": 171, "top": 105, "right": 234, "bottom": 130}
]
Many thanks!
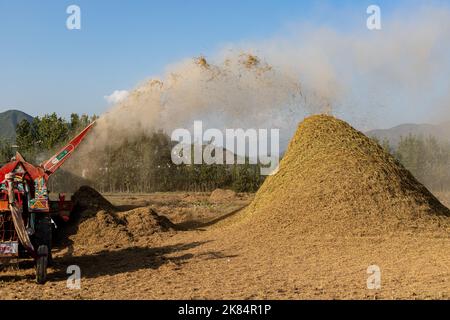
[
  {"left": 0, "top": 240, "right": 237, "bottom": 282},
  {"left": 176, "top": 206, "right": 246, "bottom": 230},
  {"left": 54, "top": 240, "right": 238, "bottom": 280}
]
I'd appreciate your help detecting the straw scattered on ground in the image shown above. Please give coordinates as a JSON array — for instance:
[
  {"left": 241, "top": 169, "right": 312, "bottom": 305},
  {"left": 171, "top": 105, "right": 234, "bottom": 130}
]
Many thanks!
[{"left": 1, "top": 115, "right": 449, "bottom": 300}]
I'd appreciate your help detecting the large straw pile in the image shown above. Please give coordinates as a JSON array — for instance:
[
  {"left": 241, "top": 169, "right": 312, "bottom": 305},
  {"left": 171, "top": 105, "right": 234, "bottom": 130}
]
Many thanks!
[{"left": 243, "top": 115, "right": 450, "bottom": 237}]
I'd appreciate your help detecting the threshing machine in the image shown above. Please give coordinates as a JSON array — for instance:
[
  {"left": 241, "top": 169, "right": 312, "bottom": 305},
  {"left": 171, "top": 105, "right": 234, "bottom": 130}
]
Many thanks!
[{"left": 0, "top": 122, "right": 95, "bottom": 283}]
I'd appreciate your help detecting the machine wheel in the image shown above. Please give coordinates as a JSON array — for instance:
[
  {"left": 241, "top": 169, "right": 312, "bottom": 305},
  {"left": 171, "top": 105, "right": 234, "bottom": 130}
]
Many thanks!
[
  {"left": 36, "top": 245, "right": 48, "bottom": 284},
  {"left": 34, "top": 215, "right": 53, "bottom": 266}
]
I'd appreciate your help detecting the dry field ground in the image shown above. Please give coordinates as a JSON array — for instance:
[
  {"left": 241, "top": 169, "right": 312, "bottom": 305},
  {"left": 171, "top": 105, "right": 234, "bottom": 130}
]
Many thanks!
[{"left": 0, "top": 191, "right": 449, "bottom": 300}]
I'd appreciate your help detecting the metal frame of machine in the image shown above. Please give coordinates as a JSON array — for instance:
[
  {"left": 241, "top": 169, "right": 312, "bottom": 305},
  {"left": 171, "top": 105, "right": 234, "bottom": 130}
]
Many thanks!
[{"left": 0, "top": 122, "right": 95, "bottom": 283}]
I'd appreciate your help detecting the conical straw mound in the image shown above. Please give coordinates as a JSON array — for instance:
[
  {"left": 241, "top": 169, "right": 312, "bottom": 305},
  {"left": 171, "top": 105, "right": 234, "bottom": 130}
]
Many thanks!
[{"left": 243, "top": 115, "right": 450, "bottom": 237}]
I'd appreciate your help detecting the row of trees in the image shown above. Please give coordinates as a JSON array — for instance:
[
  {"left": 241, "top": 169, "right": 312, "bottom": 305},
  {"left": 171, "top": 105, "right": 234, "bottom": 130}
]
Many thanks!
[
  {"left": 375, "top": 135, "right": 450, "bottom": 192},
  {"left": 2, "top": 113, "right": 263, "bottom": 193},
  {"left": 76, "top": 134, "right": 264, "bottom": 193},
  {"left": 2, "top": 112, "right": 449, "bottom": 193},
  {"left": 14, "top": 113, "right": 96, "bottom": 163}
]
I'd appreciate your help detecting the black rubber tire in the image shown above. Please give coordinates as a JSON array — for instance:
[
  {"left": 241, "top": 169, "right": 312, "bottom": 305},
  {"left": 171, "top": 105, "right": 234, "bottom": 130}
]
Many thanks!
[
  {"left": 36, "top": 245, "right": 48, "bottom": 284},
  {"left": 34, "top": 215, "right": 53, "bottom": 265}
]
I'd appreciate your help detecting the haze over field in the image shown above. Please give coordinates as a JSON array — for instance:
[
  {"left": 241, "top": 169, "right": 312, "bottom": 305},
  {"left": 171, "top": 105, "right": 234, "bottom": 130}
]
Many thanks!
[{"left": 86, "top": 6, "right": 450, "bottom": 152}]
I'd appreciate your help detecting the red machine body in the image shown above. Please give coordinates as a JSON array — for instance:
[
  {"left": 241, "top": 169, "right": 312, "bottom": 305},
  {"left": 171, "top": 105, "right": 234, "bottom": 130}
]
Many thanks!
[
  {"left": 0, "top": 122, "right": 94, "bottom": 215},
  {"left": 0, "top": 122, "right": 95, "bottom": 282}
]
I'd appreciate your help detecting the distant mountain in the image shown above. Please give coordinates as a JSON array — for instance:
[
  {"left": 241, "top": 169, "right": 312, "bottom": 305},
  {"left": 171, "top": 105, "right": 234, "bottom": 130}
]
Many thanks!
[
  {"left": 0, "top": 110, "right": 34, "bottom": 142},
  {"left": 367, "top": 122, "right": 450, "bottom": 147}
]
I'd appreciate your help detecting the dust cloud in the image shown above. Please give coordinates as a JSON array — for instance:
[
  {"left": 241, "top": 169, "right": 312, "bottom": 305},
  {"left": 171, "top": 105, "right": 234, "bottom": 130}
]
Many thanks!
[{"left": 85, "top": 6, "right": 450, "bottom": 151}]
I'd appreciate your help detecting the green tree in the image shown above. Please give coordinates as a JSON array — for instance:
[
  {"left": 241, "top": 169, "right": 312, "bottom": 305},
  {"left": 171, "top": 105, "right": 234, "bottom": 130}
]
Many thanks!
[
  {"left": 0, "top": 139, "right": 13, "bottom": 164},
  {"left": 395, "top": 134, "right": 426, "bottom": 182},
  {"left": 70, "top": 113, "right": 80, "bottom": 133},
  {"left": 16, "top": 119, "right": 35, "bottom": 151},
  {"left": 36, "top": 113, "right": 69, "bottom": 150}
]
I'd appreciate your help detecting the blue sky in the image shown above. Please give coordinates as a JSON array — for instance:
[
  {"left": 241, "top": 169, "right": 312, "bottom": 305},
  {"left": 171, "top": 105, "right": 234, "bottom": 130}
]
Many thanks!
[{"left": 0, "top": 0, "right": 449, "bottom": 123}]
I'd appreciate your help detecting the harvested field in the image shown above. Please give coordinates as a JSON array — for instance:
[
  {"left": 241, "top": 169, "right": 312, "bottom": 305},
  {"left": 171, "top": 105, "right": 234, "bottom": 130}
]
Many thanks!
[{"left": 1, "top": 115, "right": 449, "bottom": 300}]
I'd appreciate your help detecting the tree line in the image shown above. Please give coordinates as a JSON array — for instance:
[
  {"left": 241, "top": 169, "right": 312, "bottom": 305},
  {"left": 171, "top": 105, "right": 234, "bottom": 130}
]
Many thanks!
[
  {"left": 1, "top": 113, "right": 448, "bottom": 193},
  {"left": 0, "top": 113, "right": 263, "bottom": 193},
  {"left": 374, "top": 135, "right": 450, "bottom": 192},
  {"left": 79, "top": 135, "right": 264, "bottom": 193}
]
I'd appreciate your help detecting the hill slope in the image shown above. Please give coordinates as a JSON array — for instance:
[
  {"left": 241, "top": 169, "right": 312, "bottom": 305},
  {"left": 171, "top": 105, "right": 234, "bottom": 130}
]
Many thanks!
[{"left": 0, "top": 110, "right": 34, "bottom": 141}]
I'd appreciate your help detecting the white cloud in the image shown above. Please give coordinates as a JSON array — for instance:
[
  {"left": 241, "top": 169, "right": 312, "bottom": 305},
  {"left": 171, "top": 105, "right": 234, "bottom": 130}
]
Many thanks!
[{"left": 104, "top": 90, "right": 129, "bottom": 104}]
